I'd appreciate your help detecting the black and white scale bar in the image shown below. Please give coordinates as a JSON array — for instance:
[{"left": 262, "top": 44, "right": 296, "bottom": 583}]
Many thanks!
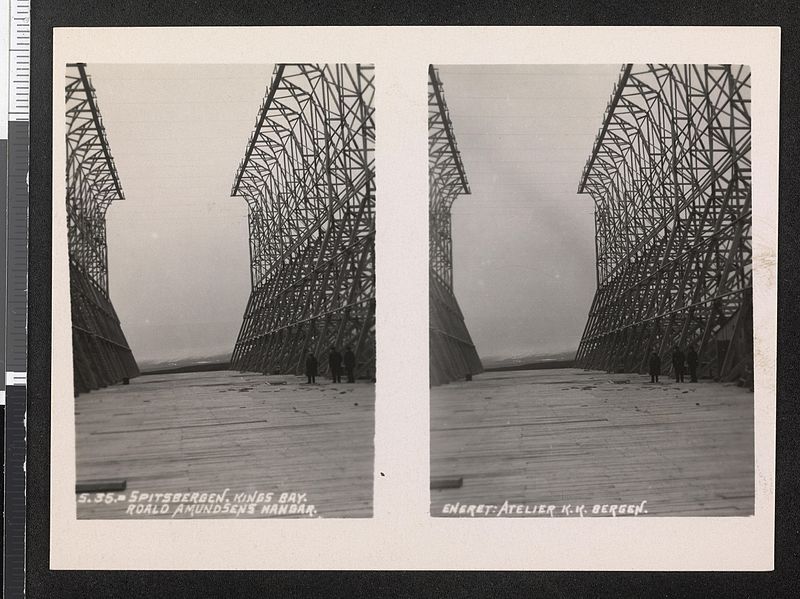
[{"left": 3, "top": 0, "right": 30, "bottom": 597}]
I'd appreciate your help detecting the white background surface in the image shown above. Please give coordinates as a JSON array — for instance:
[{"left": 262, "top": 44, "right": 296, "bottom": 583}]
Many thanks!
[{"left": 1, "top": 0, "right": 8, "bottom": 138}]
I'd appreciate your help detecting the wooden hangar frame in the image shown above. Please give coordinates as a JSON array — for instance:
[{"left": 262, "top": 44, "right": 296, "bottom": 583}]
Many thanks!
[
  {"left": 230, "top": 64, "right": 376, "bottom": 379},
  {"left": 428, "top": 65, "right": 483, "bottom": 386},
  {"left": 65, "top": 63, "right": 139, "bottom": 395},
  {"left": 576, "top": 64, "right": 753, "bottom": 384}
]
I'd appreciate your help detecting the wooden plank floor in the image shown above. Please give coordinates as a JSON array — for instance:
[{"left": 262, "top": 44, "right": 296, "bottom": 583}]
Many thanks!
[
  {"left": 431, "top": 368, "right": 754, "bottom": 517},
  {"left": 75, "top": 371, "right": 374, "bottom": 518}
]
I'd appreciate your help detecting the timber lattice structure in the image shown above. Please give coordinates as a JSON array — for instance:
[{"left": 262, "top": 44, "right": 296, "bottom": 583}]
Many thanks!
[
  {"left": 577, "top": 64, "right": 752, "bottom": 384},
  {"left": 66, "top": 63, "right": 139, "bottom": 395},
  {"left": 230, "top": 64, "right": 376, "bottom": 378},
  {"left": 429, "top": 65, "right": 482, "bottom": 386}
]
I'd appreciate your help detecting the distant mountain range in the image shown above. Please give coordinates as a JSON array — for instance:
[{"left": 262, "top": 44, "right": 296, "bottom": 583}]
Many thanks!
[
  {"left": 480, "top": 349, "right": 577, "bottom": 371},
  {"left": 138, "top": 352, "right": 232, "bottom": 374},
  {"left": 138, "top": 349, "right": 578, "bottom": 375}
]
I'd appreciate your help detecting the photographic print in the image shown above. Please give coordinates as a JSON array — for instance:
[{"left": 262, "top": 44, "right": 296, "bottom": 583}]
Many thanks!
[
  {"left": 430, "top": 64, "right": 754, "bottom": 518},
  {"left": 66, "top": 62, "right": 376, "bottom": 518},
  {"left": 50, "top": 26, "right": 777, "bottom": 571}
]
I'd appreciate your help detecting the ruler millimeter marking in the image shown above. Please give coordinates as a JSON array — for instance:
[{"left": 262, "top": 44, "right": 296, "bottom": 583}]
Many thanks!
[{"left": 3, "top": 0, "right": 30, "bottom": 597}]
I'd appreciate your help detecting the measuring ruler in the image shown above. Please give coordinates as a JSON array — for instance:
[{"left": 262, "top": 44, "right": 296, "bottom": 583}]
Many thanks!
[{"left": 3, "top": 0, "right": 30, "bottom": 596}]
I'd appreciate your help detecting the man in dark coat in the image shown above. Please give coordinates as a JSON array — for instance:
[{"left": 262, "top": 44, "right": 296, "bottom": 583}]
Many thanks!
[
  {"left": 328, "top": 346, "right": 342, "bottom": 383},
  {"left": 648, "top": 350, "right": 661, "bottom": 383},
  {"left": 343, "top": 346, "right": 356, "bottom": 383},
  {"left": 686, "top": 346, "right": 699, "bottom": 382},
  {"left": 305, "top": 352, "right": 318, "bottom": 384},
  {"left": 672, "top": 345, "right": 685, "bottom": 383}
]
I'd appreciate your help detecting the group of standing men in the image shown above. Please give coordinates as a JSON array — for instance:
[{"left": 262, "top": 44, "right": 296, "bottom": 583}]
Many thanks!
[
  {"left": 304, "top": 346, "right": 357, "bottom": 384},
  {"left": 648, "top": 345, "right": 699, "bottom": 384}
]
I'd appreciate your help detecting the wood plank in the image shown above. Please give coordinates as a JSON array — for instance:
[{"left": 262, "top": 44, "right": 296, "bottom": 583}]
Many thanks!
[
  {"left": 431, "top": 477, "right": 463, "bottom": 490},
  {"left": 76, "top": 479, "right": 127, "bottom": 493},
  {"left": 75, "top": 370, "right": 374, "bottom": 518},
  {"left": 431, "top": 368, "right": 754, "bottom": 517}
]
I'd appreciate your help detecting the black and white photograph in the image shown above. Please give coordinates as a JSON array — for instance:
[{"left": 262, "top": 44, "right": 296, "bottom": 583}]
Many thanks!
[
  {"left": 429, "top": 64, "right": 755, "bottom": 517},
  {"left": 65, "top": 62, "right": 376, "bottom": 518},
  {"left": 50, "top": 26, "right": 777, "bottom": 572}
]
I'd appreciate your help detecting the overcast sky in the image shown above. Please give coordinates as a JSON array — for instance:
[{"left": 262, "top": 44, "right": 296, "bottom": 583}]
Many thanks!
[
  {"left": 437, "top": 64, "right": 622, "bottom": 361},
  {"left": 85, "top": 63, "right": 621, "bottom": 366},
  {"left": 90, "top": 64, "right": 273, "bottom": 365}
]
